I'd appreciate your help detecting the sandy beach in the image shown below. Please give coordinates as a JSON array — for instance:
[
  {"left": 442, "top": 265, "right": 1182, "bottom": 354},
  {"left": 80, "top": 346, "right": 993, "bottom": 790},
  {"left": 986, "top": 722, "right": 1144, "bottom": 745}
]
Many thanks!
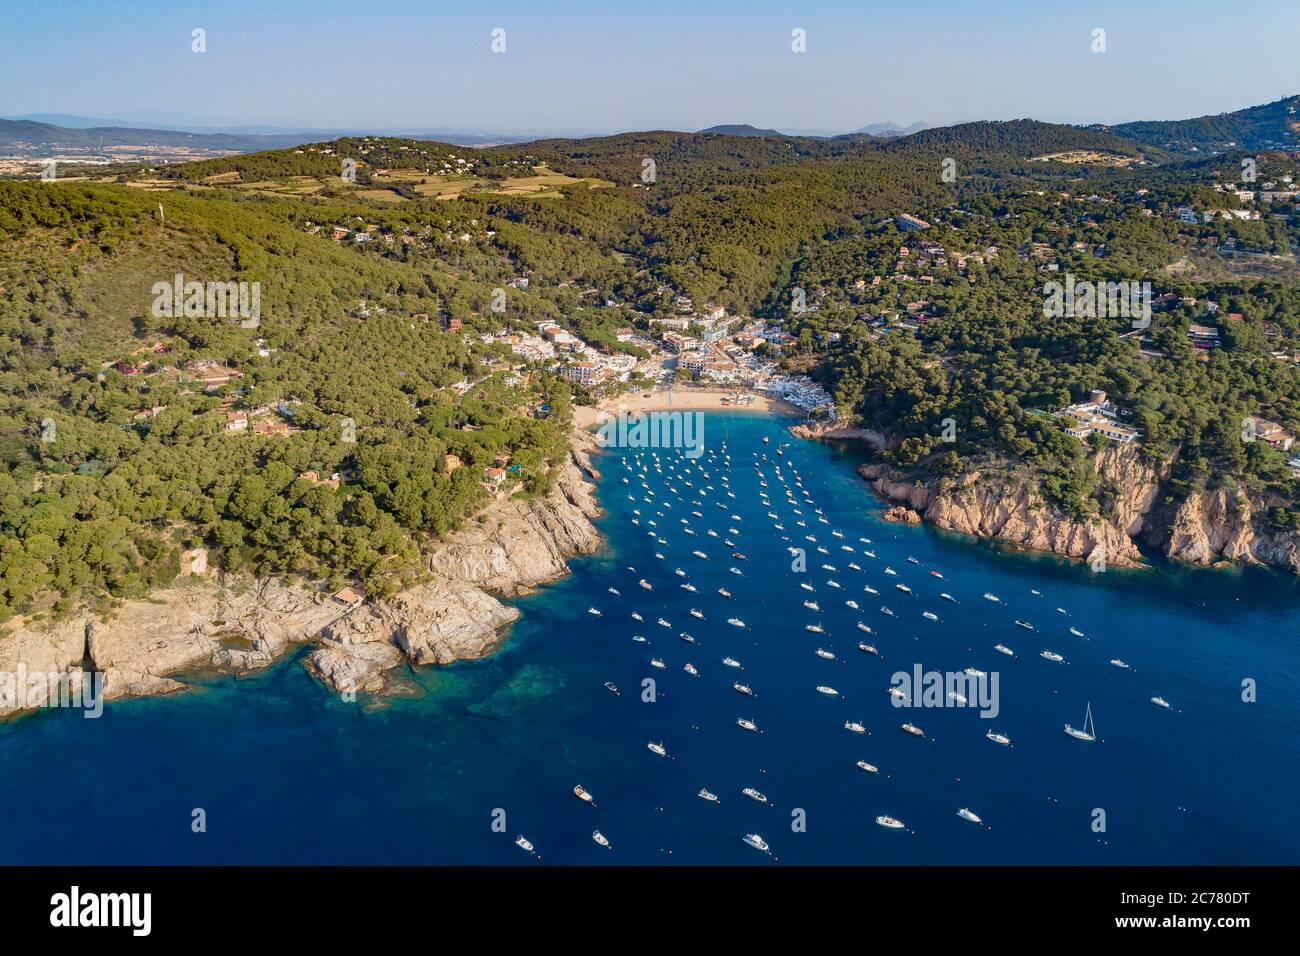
[{"left": 573, "top": 387, "right": 805, "bottom": 428}]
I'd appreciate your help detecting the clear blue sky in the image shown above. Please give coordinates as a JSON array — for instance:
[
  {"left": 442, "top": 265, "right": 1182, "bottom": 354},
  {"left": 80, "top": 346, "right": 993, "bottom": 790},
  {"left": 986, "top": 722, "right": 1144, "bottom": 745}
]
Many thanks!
[{"left": 2, "top": 0, "right": 1297, "bottom": 134}]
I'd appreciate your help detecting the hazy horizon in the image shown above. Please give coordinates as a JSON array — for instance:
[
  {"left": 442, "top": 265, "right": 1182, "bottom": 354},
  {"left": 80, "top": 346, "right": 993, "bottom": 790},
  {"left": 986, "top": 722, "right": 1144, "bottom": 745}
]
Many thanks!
[{"left": 2, "top": 0, "right": 1298, "bottom": 136}]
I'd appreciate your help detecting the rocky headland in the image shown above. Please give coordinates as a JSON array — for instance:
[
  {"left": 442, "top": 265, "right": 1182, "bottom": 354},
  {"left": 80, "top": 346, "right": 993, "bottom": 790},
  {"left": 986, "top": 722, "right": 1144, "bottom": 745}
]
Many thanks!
[{"left": 0, "top": 433, "right": 603, "bottom": 717}]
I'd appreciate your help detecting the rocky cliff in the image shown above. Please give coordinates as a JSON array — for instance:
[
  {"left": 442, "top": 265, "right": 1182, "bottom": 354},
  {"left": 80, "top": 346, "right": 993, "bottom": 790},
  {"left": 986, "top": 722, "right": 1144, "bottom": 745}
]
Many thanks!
[
  {"left": 0, "top": 435, "right": 603, "bottom": 717},
  {"left": 859, "top": 442, "right": 1299, "bottom": 573}
]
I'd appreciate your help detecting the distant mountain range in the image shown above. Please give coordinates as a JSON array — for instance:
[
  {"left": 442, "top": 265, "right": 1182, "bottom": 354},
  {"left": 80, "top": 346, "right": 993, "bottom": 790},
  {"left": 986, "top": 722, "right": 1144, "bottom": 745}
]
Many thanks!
[
  {"left": 849, "top": 121, "right": 931, "bottom": 138},
  {"left": 5, "top": 95, "right": 1297, "bottom": 164}
]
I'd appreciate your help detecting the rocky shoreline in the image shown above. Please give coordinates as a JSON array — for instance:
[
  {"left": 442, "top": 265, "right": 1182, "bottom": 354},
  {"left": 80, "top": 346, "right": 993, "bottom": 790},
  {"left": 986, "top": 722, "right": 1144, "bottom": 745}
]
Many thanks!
[
  {"left": 859, "top": 443, "right": 1300, "bottom": 574},
  {"left": 0, "top": 432, "right": 603, "bottom": 717}
]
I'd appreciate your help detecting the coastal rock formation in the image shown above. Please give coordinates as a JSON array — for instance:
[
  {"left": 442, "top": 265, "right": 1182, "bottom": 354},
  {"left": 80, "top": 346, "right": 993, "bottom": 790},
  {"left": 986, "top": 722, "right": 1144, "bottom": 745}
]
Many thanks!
[
  {"left": 0, "top": 618, "right": 87, "bottom": 715},
  {"left": 858, "top": 442, "right": 1299, "bottom": 574},
  {"left": 882, "top": 505, "right": 921, "bottom": 525},
  {"left": 1151, "top": 482, "right": 1300, "bottom": 573},
  {"left": 789, "top": 421, "right": 886, "bottom": 449},
  {"left": 0, "top": 435, "right": 604, "bottom": 715},
  {"left": 429, "top": 436, "right": 601, "bottom": 596}
]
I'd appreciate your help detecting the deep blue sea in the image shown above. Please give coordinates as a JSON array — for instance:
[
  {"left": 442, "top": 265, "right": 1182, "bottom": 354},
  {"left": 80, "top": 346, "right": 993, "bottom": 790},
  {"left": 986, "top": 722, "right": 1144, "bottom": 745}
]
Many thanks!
[{"left": 3, "top": 410, "right": 1298, "bottom": 865}]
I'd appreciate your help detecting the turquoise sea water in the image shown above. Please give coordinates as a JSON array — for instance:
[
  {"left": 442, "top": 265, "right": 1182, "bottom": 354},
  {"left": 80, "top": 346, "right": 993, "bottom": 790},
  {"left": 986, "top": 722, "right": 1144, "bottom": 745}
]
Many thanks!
[{"left": 2, "top": 410, "right": 1298, "bottom": 864}]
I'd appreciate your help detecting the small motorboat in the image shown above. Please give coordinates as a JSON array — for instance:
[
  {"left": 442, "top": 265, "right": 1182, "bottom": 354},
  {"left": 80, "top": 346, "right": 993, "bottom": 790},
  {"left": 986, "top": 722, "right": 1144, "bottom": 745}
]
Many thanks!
[
  {"left": 592, "top": 830, "right": 612, "bottom": 850},
  {"left": 722, "top": 657, "right": 742, "bottom": 668},
  {"left": 858, "top": 642, "right": 878, "bottom": 655},
  {"left": 993, "top": 644, "right": 1014, "bottom": 657},
  {"left": 684, "top": 662, "right": 699, "bottom": 676},
  {"left": 876, "top": 815, "right": 905, "bottom": 830},
  {"left": 857, "top": 760, "right": 879, "bottom": 773},
  {"left": 587, "top": 607, "right": 602, "bottom": 616},
  {"left": 733, "top": 682, "right": 754, "bottom": 696},
  {"left": 604, "top": 681, "right": 620, "bottom": 695},
  {"left": 573, "top": 785, "right": 595, "bottom": 805},
  {"left": 742, "top": 787, "right": 768, "bottom": 804},
  {"left": 647, "top": 741, "right": 667, "bottom": 757},
  {"left": 1041, "top": 650, "right": 1064, "bottom": 663},
  {"left": 736, "top": 717, "right": 759, "bottom": 732},
  {"left": 815, "top": 648, "right": 835, "bottom": 660},
  {"left": 986, "top": 731, "right": 1011, "bottom": 746},
  {"left": 743, "top": 833, "right": 770, "bottom": 852},
  {"left": 650, "top": 658, "right": 665, "bottom": 669},
  {"left": 921, "top": 611, "right": 938, "bottom": 621},
  {"left": 515, "top": 835, "right": 536, "bottom": 855},
  {"left": 1151, "top": 696, "right": 1171, "bottom": 709},
  {"left": 1110, "top": 659, "right": 1131, "bottom": 669},
  {"left": 900, "top": 723, "right": 925, "bottom": 737},
  {"left": 815, "top": 685, "right": 839, "bottom": 696},
  {"left": 957, "top": 808, "right": 983, "bottom": 825},
  {"left": 844, "top": 721, "right": 866, "bottom": 734},
  {"left": 698, "top": 789, "right": 719, "bottom": 803}
]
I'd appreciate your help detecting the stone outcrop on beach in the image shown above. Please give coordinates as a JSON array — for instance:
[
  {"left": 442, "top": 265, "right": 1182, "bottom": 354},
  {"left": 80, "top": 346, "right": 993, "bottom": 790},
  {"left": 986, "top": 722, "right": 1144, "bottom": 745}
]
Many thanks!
[
  {"left": 0, "top": 436, "right": 603, "bottom": 715},
  {"left": 858, "top": 442, "right": 1299, "bottom": 573}
]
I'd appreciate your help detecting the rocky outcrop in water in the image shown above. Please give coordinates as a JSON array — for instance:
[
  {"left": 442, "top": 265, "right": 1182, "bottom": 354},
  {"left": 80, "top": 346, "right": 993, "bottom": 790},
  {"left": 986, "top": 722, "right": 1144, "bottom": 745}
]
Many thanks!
[
  {"left": 859, "top": 442, "right": 1299, "bottom": 573},
  {"left": 0, "top": 436, "right": 603, "bottom": 715}
]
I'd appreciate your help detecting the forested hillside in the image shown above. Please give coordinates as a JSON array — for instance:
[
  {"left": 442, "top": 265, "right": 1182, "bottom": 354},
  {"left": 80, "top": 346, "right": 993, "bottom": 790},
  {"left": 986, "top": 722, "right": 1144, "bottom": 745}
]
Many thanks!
[{"left": 3, "top": 113, "right": 1299, "bottom": 619}]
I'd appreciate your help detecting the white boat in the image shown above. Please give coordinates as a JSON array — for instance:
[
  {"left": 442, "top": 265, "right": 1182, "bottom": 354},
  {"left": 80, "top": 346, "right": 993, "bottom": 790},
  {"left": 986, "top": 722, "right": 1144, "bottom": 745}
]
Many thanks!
[
  {"left": 607, "top": 587, "right": 620, "bottom": 596},
  {"left": 718, "top": 588, "right": 732, "bottom": 598},
  {"left": 587, "top": 607, "right": 602, "bottom": 616},
  {"left": 826, "top": 580, "right": 841, "bottom": 589},
  {"left": 922, "top": 611, "right": 938, "bottom": 621},
  {"left": 689, "top": 608, "right": 704, "bottom": 619},
  {"left": 880, "top": 606, "right": 895, "bottom": 617},
  {"left": 983, "top": 593, "right": 1000, "bottom": 603},
  {"left": 994, "top": 644, "right": 1015, "bottom": 657},
  {"left": 876, "top": 815, "right": 905, "bottom": 830},
  {"left": 742, "top": 787, "right": 768, "bottom": 804},
  {"left": 638, "top": 579, "right": 653, "bottom": 591},
  {"left": 856, "top": 622, "right": 873, "bottom": 633},
  {"left": 604, "top": 681, "right": 620, "bottom": 695},
  {"left": 844, "top": 721, "right": 866, "bottom": 734},
  {"left": 1069, "top": 627, "right": 1084, "bottom": 638},
  {"left": 1041, "top": 650, "right": 1064, "bottom": 662},
  {"left": 858, "top": 642, "right": 878, "bottom": 655},
  {"left": 900, "top": 723, "right": 924, "bottom": 737},
  {"left": 957, "top": 808, "right": 983, "bottom": 825},
  {"left": 673, "top": 568, "right": 686, "bottom": 577},
  {"left": 680, "top": 583, "right": 697, "bottom": 592},
  {"left": 883, "top": 567, "right": 897, "bottom": 577},
  {"left": 930, "top": 570, "right": 945, "bottom": 580},
  {"left": 647, "top": 741, "right": 667, "bottom": 756},
  {"left": 846, "top": 600, "right": 860, "bottom": 610},
  {"left": 736, "top": 717, "right": 759, "bottom": 732},
  {"left": 698, "top": 788, "right": 719, "bottom": 803},
  {"left": 592, "top": 830, "right": 611, "bottom": 850},
  {"left": 1015, "top": 620, "right": 1034, "bottom": 631},
  {"left": 888, "top": 687, "right": 907, "bottom": 700},
  {"left": 743, "top": 833, "right": 770, "bottom": 852},
  {"left": 940, "top": 593, "right": 958, "bottom": 604},
  {"left": 803, "top": 600, "right": 820, "bottom": 611},
  {"left": 692, "top": 550, "right": 708, "bottom": 560},
  {"left": 728, "top": 617, "right": 746, "bottom": 628},
  {"left": 733, "top": 682, "right": 753, "bottom": 696},
  {"left": 573, "top": 785, "right": 595, "bottom": 805},
  {"left": 515, "top": 835, "right": 535, "bottom": 854},
  {"left": 986, "top": 731, "right": 1011, "bottom": 746},
  {"left": 631, "top": 611, "right": 643, "bottom": 621},
  {"left": 805, "top": 623, "right": 825, "bottom": 633},
  {"left": 722, "top": 657, "right": 742, "bottom": 668},
  {"left": 657, "top": 617, "right": 671, "bottom": 628},
  {"left": 632, "top": 635, "right": 647, "bottom": 644},
  {"left": 800, "top": 582, "right": 816, "bottom": 592},
  {"left": 1064, "top": 702, "right": 1096, "bottom": 741},
  {"left": 857, "top": 760, "right": 879, "bottom": 773},
  {"left": 815, "top": 648, "right": 835, "bottom": 660},
  {"left": 816, "top": 685, "right": 839, "bottom": 696},
  {"left": 729, "top": 567, "right": 743, "bottom": 576},
  {"left": 650, "top": 658, "right": 665, "bottom": 669},
  {"left": 1110, "top": 659, "right": 1131, "bottom": 669},
  {"left": 864, "top": 584, "right": 879, "bottom": 595},
  {"left": 1151, "top": 696, "right": 1171, "bottom": 709},
  {"left": 684, "top": 662, "right": 699, "bottom": 676}
]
